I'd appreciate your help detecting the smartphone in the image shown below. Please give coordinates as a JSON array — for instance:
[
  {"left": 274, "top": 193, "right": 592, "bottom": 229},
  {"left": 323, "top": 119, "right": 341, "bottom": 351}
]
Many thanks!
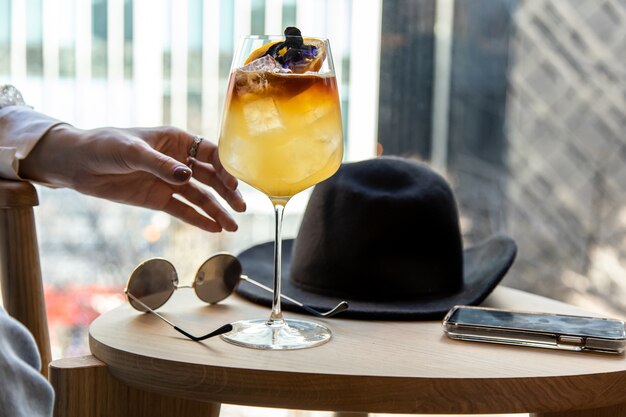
[{"left": 442, "top": 305, "right": 626, "bottom": 354}]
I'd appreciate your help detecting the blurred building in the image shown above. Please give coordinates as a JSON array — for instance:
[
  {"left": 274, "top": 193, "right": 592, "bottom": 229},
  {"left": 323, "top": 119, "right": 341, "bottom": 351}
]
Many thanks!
[
  {"left": 377, "top": 0, "right": 626, "bottom": 316},
  {"left": 505, "top": 0, "right": 626, "bottom": 315}
]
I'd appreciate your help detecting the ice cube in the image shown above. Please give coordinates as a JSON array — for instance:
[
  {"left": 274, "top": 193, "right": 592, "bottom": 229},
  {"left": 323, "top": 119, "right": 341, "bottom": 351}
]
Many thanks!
[
  {"left": 240, "top": 55, "right": 283, "bottom": 73},
  {"left": 287, "top": 91, "right": 336, "bottom": 125},
  {"left": 235, "top": 56, "right": 294, "bottom": 96},
  {"left": 274, "top": 133, "right": 340, "bottom": 183},
  {"left": 235, "top": 71, "right": 269, "bottom": 95},
  {"left": 243, "top": 97, "right": 284, "bottom": 135},
  {"left": 221, "top": 135, "right": 258, "bottom": 179},
  {"left": 303, "top": 101, "right": 335, "bottom": 124}
]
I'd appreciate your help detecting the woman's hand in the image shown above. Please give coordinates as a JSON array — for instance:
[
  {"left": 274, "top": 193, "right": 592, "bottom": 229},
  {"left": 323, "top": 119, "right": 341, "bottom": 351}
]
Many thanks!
[{"left": 19, "top": 124, "right": 246, "bottom": 232}]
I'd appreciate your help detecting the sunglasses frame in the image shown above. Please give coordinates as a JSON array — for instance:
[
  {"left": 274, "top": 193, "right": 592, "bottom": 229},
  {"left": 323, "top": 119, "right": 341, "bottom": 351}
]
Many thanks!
[
  {"left": 125, "top": 253, "right": 243, "bottom": 311},
  {"left": 124, "top": 253, "right": 349, "bottom": 342}
]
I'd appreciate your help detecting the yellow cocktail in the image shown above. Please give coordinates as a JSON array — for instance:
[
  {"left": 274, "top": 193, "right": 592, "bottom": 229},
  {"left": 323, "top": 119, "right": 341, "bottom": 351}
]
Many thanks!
[
  {"left": 218, "top": 28, "right": 344, "bottom": 350},
  {"left": 219, "top": 63, "right": 343, "bottom": 200}
]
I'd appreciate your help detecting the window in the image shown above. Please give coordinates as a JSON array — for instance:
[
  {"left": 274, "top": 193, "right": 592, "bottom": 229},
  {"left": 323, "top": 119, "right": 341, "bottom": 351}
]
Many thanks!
[{"left": 2, "top": 0, "right": 625, "bottom": 372}]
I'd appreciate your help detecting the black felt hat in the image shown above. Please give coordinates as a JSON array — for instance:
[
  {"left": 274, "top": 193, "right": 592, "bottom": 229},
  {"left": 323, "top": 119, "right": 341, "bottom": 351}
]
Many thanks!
[{"left": 236, "top": 156, "right": 517, "bottom": 320}]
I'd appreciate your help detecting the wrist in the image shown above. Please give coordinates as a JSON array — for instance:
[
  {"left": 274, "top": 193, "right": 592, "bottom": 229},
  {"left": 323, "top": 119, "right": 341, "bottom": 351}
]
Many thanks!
[{"left": 19, "top": 123, "right": 82, "bottom": 186}]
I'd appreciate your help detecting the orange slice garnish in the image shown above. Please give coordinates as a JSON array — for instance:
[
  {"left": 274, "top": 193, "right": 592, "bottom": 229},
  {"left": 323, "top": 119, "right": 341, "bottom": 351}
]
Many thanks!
[
  {"left": 244, "top": 37, "right": 326, "bottom": 73},
  {"left": 244, "top": 41, "right": 282, "bottom": 65},
  {"left": 297, "top": 38, "right": 326, "bottom": 73}
]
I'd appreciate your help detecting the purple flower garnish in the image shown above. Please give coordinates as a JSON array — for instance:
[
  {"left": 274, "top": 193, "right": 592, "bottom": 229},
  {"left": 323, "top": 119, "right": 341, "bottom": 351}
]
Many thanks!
[{"left": 262, "top": 27, "right": 319, "bottom": 72}]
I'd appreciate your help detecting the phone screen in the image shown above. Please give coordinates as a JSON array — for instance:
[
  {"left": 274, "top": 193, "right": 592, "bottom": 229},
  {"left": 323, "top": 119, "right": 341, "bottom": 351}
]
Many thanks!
[{"left": 448, "top": 307, "right": 626, "bottom": 339}]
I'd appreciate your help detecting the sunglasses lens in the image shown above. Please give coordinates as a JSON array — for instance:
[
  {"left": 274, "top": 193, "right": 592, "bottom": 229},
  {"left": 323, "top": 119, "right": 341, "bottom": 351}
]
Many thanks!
[
  {"left": 126, "top": 259, "right": 177, "bottom": 312},
  {"left": 194, "top": 254, "right": 242, "bottom": 304}
]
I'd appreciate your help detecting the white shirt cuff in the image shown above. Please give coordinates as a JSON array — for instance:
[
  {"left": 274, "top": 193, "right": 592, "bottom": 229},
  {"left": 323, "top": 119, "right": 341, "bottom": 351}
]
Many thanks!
[{"left": 0, "top": 105, "right": 66, "bottom": 181}]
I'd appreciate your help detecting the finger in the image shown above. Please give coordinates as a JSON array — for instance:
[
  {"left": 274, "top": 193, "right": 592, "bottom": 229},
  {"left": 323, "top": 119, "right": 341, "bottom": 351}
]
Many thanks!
[
  {"left": 190, "top": 161, "right": 246, "bottom": 212},
  {"left": 161, "top": 197, "right": 223, "bottom": 233},
  {"left": 213, "top": 149, "right": 239, "bottom": 191},
  {"left": 193, "top": 138, "right": 239, "bottom": 191},
  {"left": 176, "top": 181, "right": 239, "bottom": 232},
  {"left": 126, "top": 142, "right": 192, "bottom": 185}
]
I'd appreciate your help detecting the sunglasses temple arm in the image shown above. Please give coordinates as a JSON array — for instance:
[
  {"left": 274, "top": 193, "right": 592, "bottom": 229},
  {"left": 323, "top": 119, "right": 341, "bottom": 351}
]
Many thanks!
[
  {"left": 125, "top": 291, "right": 177, "bottom": 324},
  {"left": 173, "top": 323, "right": 234, "bottom": 342},
  {"left": 240, "top": 275, "right": 349, "bottom": 318},
  {"left": 125, "top": 291, "right": 232, "bottom": 341}
]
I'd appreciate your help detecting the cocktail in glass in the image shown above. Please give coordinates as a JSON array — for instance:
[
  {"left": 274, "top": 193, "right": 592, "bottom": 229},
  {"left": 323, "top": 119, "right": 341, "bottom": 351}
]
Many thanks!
[{"left": 218, "top": 28, "right": 343, "bottom": 350}]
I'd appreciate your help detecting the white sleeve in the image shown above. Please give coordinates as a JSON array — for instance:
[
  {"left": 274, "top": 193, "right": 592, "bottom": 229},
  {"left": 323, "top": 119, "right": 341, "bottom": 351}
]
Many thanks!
[
  {"left": 0, "top": 106, "right": 66, "bottom": 180},
  {"left": 0, "top": 307, "right": 54, "bottom": 417}
]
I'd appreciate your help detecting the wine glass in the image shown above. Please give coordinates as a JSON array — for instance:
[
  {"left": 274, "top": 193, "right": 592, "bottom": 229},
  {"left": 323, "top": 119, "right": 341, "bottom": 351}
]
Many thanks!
[{"left": 217, "top": 29, "right": 344, "bottom": 350}]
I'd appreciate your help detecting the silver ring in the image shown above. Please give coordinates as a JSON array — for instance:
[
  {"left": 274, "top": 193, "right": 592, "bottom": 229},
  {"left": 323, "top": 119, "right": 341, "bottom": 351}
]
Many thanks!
[{"left": 187, "top": 135, "right": 204, "bottom": 167}]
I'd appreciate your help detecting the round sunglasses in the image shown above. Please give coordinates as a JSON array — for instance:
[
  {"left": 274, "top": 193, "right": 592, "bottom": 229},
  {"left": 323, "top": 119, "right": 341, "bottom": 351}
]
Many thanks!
[{"left": 124, "top": 253, "right": 349, "bottom": 342}]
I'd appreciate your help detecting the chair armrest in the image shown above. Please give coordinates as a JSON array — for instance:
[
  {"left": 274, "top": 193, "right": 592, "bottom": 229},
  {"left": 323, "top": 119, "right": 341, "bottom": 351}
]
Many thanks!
[
  {"left": 0, "top": 179, "right": 38, "bottom": 208},
  {"left": 49, "top": 355, "right": 221, "bottom": 417},
  {"left": 0, "top": 179, "right": 50, "bottom": 378}
]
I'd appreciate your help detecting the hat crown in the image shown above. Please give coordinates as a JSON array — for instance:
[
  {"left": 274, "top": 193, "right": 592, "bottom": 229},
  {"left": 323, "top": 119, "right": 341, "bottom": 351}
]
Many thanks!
[{"left": 290, "top": 157, "right": 464, "bottom": 301}]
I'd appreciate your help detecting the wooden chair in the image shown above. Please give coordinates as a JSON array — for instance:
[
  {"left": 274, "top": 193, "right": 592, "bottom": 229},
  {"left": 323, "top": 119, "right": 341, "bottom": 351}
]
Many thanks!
[{"left": 0, "top": 180, "right": 219, "bottom": 417}]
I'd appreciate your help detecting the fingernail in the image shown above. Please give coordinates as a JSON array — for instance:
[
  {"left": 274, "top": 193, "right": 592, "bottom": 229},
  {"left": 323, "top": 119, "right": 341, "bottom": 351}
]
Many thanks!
[{"left": 173, "top": 166, "right": 192, "bottom": 181}]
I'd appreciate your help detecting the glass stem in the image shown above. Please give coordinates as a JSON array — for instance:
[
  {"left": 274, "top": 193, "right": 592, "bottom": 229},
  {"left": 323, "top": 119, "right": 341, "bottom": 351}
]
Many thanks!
[{"left": 268, "top": 202, "right": 285, "bottom": 325}]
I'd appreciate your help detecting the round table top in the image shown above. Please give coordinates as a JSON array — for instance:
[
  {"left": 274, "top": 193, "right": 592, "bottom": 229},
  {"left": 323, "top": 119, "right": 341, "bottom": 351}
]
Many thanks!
[{"left": 89, "top": 286, "right": 626, "bottom": 414}]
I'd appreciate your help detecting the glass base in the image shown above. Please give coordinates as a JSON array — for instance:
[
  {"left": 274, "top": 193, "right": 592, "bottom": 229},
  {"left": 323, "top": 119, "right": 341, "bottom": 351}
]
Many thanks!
[{"left": 221, "top": 318, "right": 332, "bottom": 350}]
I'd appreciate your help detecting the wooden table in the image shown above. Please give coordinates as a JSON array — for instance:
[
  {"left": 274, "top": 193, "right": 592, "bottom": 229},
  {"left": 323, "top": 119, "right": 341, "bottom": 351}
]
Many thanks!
[{"left": 89, "top": 286, "right": 626, "bottom": 416}]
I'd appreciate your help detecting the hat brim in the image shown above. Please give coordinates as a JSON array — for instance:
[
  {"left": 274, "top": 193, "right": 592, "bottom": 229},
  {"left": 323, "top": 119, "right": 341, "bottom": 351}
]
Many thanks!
[{"left": 235, "top": 235, "right": 517, "bottom": 320}]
